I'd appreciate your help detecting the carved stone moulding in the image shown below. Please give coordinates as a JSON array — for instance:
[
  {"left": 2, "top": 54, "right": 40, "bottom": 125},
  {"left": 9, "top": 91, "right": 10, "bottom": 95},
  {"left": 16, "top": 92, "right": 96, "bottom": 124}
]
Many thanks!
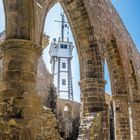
[{"left": 0, "top": 39, "right": 43, "bottom": 54}]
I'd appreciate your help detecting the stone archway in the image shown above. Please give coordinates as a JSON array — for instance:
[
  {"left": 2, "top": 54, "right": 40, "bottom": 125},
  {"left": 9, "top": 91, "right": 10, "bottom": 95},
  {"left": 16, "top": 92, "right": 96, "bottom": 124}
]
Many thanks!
[{"left": 1, "top": 0, "right": 140, "bottom": 139}]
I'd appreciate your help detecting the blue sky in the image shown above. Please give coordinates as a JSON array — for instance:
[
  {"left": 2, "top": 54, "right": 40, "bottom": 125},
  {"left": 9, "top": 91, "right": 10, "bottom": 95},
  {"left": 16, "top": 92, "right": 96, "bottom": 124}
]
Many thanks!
[
  {"left": 112, "top": 0, "right": 140, "bottom": 51},
  {"left": 0, "top": 1, "right": 5, "bottom": 31},
  {"left": 0, "top": 1, "right": 140, "bottom": 101}
]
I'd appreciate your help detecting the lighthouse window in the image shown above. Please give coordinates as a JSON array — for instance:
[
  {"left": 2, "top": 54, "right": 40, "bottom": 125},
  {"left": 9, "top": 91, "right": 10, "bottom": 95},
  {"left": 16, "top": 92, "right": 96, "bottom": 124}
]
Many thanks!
[
  {"left": 62, "top": 79, "right": 66, "bottom": 85},
  {"left": 62, "top": 63, "right": 66, "bottom": 68},
  {"left": 60, "top": 44, "right": 67, "bottom": 49}
]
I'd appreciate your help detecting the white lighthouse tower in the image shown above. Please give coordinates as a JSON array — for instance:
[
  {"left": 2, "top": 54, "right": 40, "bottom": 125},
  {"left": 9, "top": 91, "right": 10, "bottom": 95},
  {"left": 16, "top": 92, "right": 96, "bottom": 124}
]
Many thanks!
[{"left": 49, "top": 13, "right": 74, "bottom": 100}]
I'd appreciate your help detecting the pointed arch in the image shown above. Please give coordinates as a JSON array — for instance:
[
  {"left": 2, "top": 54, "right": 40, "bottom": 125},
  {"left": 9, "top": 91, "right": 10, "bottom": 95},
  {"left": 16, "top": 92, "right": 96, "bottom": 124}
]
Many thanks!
[
  {"left": 105, "top": 36, "right": 127, "bottom": 96},
  {"left": 2, "top": 0, "right": 140, "bottom": 139}
]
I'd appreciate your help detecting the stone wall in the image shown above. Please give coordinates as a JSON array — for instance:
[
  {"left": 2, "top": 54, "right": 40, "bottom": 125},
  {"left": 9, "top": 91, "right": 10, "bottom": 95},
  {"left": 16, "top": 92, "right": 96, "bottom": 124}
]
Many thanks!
[
  {"left": 36, "top": 57, "right": 53, "bottom": 104},
  {"left": 0, "top": 100, "right": 62, "bottom": 140},
  {"left": 78, "top": 112, "right": 105, "bottom": 140},
  {"left": 57, "top": 98, "right": 80, "bottom": 119},
  {"left": 40, "top": 107, "right": 63, "bottom": 140},
  {"left": 57, "top": 98, "right": 81, "bottom": 139}
]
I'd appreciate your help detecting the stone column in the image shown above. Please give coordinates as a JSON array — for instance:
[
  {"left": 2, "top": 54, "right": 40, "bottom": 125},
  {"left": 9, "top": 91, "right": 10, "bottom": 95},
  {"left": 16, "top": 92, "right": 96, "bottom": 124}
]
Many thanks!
[
  {"left": 112, "top": 94, "right": 130, "bottom": 140},
  {"left": 79, "top": 78, "right": 109, "bottom": 140},
  {"left": 80, "top": 78, "right": 106, "bottom": 116},
  {"left": 0, "top": 39, "right": 44, "bottom": 139},
  {"left": 0, "top": 39, "right": 42, "bottom": 93}
]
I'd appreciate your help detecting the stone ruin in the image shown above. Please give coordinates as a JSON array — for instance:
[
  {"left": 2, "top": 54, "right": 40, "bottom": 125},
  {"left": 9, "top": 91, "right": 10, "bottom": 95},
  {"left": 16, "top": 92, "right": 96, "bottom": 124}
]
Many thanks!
[{"left": 0, "top": 0, "right": 140, "bottom": 139}]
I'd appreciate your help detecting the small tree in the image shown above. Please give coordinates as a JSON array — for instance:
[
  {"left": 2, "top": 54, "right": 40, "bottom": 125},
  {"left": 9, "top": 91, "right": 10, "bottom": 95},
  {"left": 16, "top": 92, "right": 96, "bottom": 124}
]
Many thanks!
[
  {"left": 46, "top": 84, "right": 57, "bottom": 114},
  {"left": 66, "top": 117, "right": 80, "bottom": 140}
]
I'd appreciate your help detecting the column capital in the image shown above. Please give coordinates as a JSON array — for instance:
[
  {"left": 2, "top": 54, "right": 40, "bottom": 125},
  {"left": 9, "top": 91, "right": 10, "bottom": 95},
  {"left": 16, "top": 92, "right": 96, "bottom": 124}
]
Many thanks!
[
  {"left": 1, "top": 39, "right": 42, "bottom": 54},
  {"left": 79, "top": 78, "right": 106, "bottom": 86}
]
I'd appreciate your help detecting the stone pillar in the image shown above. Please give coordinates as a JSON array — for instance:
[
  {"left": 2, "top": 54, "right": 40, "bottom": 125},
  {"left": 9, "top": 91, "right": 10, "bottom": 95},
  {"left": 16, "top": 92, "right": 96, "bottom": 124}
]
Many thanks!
[
  {"left": 0, "top": 39, "right": 48, "bottom": 139},
  {"left": 0, "top": 39, "right": 42, "bottom": 116},
  {"left": 0, "top": 39, "right": 42, "bottom": 93},
  {"left": 113, "top": 95, "right": 130, "bottom": 140},
  {"left": 79, "top": 78, "right": 109, "bottom": 139},
  {"left": 80, "top": 78, "right": 106, "bottom": 116}
]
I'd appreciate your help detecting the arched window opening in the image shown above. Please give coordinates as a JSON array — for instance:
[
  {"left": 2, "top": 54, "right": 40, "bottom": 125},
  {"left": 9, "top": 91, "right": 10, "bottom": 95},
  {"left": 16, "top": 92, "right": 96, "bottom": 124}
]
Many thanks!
[
  {"left": 43, "top": 2, "right": 80, "bottom": 102},
  {"left": 39, "top": 2, "right": 80, "bottom": 140},
  {"left": 104, "top": 60, "right": 111, "bottom": 96},
  {"left": 64, "top": 104, "right": 72, "bottom": 120},
  {"left": 104, "top": 60, "right": 115, "bottom": 140}
]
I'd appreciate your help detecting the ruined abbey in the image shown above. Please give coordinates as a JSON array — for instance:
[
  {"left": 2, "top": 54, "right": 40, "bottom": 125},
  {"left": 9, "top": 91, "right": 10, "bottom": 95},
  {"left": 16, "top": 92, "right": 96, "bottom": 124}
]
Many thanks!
[{"left": 0, "top": 0, "right": 140, "bottom": 140}]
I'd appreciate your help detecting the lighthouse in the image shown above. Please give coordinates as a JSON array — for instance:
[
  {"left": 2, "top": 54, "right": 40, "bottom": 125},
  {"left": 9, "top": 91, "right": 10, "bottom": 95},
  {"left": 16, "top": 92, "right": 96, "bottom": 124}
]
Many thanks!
[{"left": 49, "top": 13, "right": 74, "bottom": 100}]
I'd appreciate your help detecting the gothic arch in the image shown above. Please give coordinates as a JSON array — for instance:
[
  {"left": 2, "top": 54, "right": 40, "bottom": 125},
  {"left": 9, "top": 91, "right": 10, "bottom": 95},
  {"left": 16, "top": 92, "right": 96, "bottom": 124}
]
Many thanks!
[
  {"left": 1, "top": 0, "right": 140, "bottom": 139},
  {"left": 41, "top": 1, "right": 131, "bottom": 139},
  {"left": 129, "top": 60, "right": 139, "bottom": 102},
  {"left": 40, "top": 2, "right": 106, "bottom": 123},
  {"left": 104, "top": 36, "right": 130, "bottom": 139},
  {"left": 64, "top": 103, "right": 72, "bottom": 119},
  {"left": 40, "top": 1, "right": 138, "bottom": 139}
]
